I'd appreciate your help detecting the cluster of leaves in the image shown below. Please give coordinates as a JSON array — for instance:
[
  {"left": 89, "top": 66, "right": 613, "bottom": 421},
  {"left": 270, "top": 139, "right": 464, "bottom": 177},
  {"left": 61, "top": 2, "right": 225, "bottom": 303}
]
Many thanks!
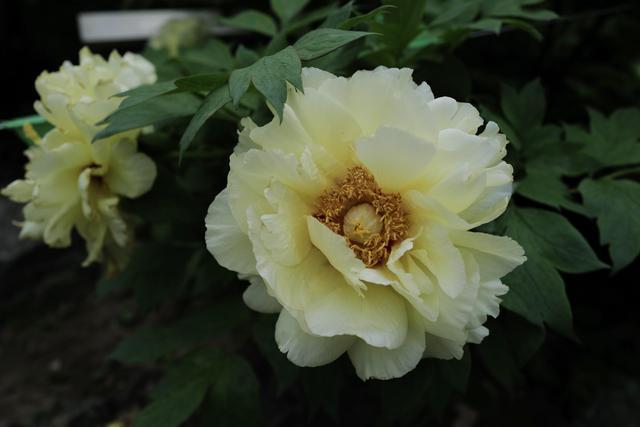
[
  {"left": 473, "top": 80, "right": 640, "bottom": 383},
  {"left": 4, "top": 0, "right": 638, "bottom": 425}
]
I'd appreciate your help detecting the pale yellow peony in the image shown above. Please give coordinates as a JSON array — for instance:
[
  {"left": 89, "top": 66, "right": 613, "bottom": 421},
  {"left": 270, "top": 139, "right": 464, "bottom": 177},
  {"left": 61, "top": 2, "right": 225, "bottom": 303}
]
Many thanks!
[
  {"left": 205, "top": 67, "right": 526, "bottom": 380},
  {"left": 2, "top": 48, "right": 157, "bottom": 267}
]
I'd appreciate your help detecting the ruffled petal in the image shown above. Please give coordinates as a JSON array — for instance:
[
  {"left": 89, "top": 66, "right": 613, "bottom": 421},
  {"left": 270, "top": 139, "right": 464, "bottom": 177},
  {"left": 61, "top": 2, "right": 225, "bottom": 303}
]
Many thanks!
[
  {"left": 276, "top": 309, "right": 353, "bottom": 367},
  {"left": 304, "top": 272, "right": 408, "bottom": 349},
  {"left": 354, "top": 126, "right": 436, "bottom": 192},
  {"left": 348, "top": 306, "right": 426, "bottom": 380},
  {"left": 242, "top": 275, "right": 281, "bottom": 314},
  {"left": 450, "top": 230, "right": 526, "bottom": 281},
  {"left": 205, "top": 189, "right": 257, "bottom": 275}
]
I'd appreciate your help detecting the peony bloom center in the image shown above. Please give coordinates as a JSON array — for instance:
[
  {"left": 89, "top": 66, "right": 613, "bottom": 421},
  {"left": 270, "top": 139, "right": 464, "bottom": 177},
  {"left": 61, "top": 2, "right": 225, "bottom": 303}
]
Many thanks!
[
  {"left": 343, "top": 203, "right": 383, "bottom": 243},
  {"left": 313, "top": 166, "right": 408, "bottom": 267}
]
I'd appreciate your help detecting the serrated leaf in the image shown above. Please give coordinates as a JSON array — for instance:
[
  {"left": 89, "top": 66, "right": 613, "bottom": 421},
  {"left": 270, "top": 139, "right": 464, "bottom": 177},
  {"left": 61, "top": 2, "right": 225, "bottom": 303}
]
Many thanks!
[
  {"left": 110, "top": 301, "right": 249, "bottom": 364},
  {"left": 271, "top": 0, "right": 310, "bottom": 24},
  {"left": 220, "top": 10, "right": 278, "bottom": 36},
  {"left": 579, "top": 178, "right": 640, "bottom": 272},
  {"left": 475, "top": 319, "right": 521, "bottom": 390},
  {"left": 516, "top": 169, "right": 587, "bottom": 215},
  {"left": 580, "top": 108, "right": 640, "bottom": 169},
  {"left": 229, "top": 46, "right": 302, "bottom": 119},
  {"left": 99, "top": 243, "right": 194, "bottom": 312},
  {"left": 112, "top": 80, "right": 178, "bottom": 109},
  {"left": 174, "top": 73, "right": 227, "bottom": 92},
  {"left": 499, "top": 205, "right": 606, "bottom": 338},
  {"left": 338, "top": 5, "right": 396, "bottom": 30},
  {"left": 430, "top": 1, "right": 479, "bottom": 27},
  {"left": 501, "top": 79, "right": 545, "bottom": 132},
  {"left": 95, "top": 93, "right": 201, "bottom": 141},
  {"left": 293, "top": 28, "right": 373, "bottom": 60},
  {"left": 179, "top": 85, "right": 232, "bottom": 157},
  {"left": 320, "top": 1, "right": 353, "bottom": 29},
  {"left": 502, "top": 255, "right": 574, "bottom": 338},
  {"left": 252, "top": 318, "right": 299, "bottom": 395},
  {"left": 133, "top": 349, "right": 257, "bottom": 427},
  {"left": 207, "top": 354, "right": 260, "bottom": 427},
  {"left": 373, "top": 0, "right": 426, "bottom": 57},
  {"left": 180, "top": 39, "right": 234, "bottom": 73},
  {"left": 131, "top": 378, "right": 209, "bottom": 427},
  {"left": 507, "top": 207, "right": 607, "bottom": 273}
]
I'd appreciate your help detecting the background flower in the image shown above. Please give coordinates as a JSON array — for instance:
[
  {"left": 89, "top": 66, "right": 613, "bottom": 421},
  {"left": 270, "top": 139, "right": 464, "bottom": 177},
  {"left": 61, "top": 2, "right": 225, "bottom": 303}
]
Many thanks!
[
  {"left": 2, "top": 48, "right": 157, "bottom": 267},
  {"left": 206, "top": 67, "right": 526, "bottom": 380}
]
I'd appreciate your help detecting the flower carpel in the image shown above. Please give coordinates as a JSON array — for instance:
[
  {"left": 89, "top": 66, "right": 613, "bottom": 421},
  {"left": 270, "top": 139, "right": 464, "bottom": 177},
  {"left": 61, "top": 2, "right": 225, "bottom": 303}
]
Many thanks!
[{"left": 313, "top": 166, "right": 408, "bottom": 267}]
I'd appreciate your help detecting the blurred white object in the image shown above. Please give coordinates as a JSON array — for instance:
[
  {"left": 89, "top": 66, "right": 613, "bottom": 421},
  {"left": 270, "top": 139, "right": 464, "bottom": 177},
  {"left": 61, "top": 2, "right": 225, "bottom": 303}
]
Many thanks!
[{"left": 77, "top": 10, "right": 235, "bottom": 43}]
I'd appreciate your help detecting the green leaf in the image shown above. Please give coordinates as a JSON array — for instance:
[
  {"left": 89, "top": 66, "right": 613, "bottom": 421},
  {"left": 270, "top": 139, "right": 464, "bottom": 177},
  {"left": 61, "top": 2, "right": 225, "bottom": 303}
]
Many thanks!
[
  {"left": 174, "top": 73, "right": 228, "bottom": 92},
  {"left": 434, "top": 351, "right": 471, "bottom": 393},
  {"left": 111, "top": 301, "right": 249, "bottom": 364},
  {"left": 579, "top": 178, "right": 640, "bottom": 272},
  {"left": 501, "top": 79, "right": 545, "bottom": 132},
  {"left": 516, "top": 169, "right": 586, "bottom": 215},
  {"left": 271, "top": 0, "right": 310, "bottom": 24},
  {"left": 116, "top": 80, "right": 179, "bottom": 110},
  {"left": 131, "top": 378, "right": 209, "bottom": 427},
  {"left": 503, "top": 312, "right": 546, "bottom": 366},
  {"left": 373, "top": 0, "right": 427, "bottom": 58},
  {"left": 180, "top": 39, "right": 234, "bottom": 73},
  {"left": 293, "top": 28, "right": 374, "bottom": 61},
  {"left": 503, "top": 256, "right": 574, "bottom": 338},
  {"left": 507, "top": 207, "right": 606, "bottom": 274},
  {"left": 498, "top": 206, "right": 605, "bottom": 338},
  {"left": 581, "top": 108, "right": 640, "bottom": 169},
  {"left": 234, "top": 45, "right": 260, "bottom": 68},
  {"left": 476, "top": 320, "right": 521, "bottom": 390},
  {"left": 482, "top": 0, "right": 558, "bottom": 21},
  {"left": 430, "top": 1, "right": 479, "bottom": 27},
  {"left": 220, "top": 10, "right": 278, "bottom": 37},
  {"left": 133, "top": 349, "right": 257, "bottom": 427},
  {"left": 320, "top": 1, "right": 353, "bottom": 29},
  {"left": 467, "top": 18, "right": 503, "bottom": 33},
  {"left": 99, "top": 243, "right": 194, "bottom": 312},
  {"left": 252, "top": 317, "right": 299, "bottom": 395},
  {"left": 96, "top": 93, "right": 201, "bottom": 141},
  {"left": 206, "top": 353, "right": 261, "bottom": 427},
  {"left": 338, "top": 5, "right": 396, "bottom": 30},
  {"left": 229, "top": 46, "right": 302, "bottom": 119},
  {"left": 179, "top": 85, "right": 232, "bottom": 157},
  {"left": 501, "top": 17, "right": 543, "bottom": 41}
]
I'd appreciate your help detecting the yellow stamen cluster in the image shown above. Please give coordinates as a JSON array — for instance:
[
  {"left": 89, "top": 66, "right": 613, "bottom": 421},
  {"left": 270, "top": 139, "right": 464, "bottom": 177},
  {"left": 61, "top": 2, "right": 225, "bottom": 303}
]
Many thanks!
[{"left": 313, "top": 166, "right": 408, "bottom": 267}]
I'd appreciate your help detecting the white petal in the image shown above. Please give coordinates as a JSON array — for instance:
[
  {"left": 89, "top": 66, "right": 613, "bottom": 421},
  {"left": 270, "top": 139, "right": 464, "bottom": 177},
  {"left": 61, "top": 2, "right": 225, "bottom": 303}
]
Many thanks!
[
  {"left": 205, "top": 189, "right": 257, "bottom": 275},
  {"left": 424, "top": 334, "right": 465, "bottom": 360},
  {"left": 1, "top": 180, "right": 36, "bottom": 202},
  {"left": 242, "top": 275, "right": 281, "bottom": 313},
  {"left": 304, "top": 275, "right": 408, "bottom": 349},
  {"left": 104, "top": 139, "right": 157, "bottom": 198},
  {"left": 306, "top": 216, "right": 367, "bottom": 292},
  {"left": 276, "top": 309, "right": 353, "bottom": 367},
  {"left": 354, "top": 126, "right": 435, "bottom": 192},
  {"left": 348, "top": 307, "right": 426, "bottom": 380},
  {"left": 414, "top": 225, "right": 467, "bottom": 298},
  {"left": 450, "top": 231, "right": 526, "bottom": 281}
]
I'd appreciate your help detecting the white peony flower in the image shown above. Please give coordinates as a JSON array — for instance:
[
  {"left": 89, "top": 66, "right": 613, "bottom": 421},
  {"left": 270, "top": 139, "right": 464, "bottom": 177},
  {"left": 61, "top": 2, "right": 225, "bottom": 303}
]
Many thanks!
[
  {"left": 205, "top": 67, "right": 526, "bottom": 380},
  {"left": 2, "top": 48, "right": 157, "bottom": 267},
  {"left": 34, "top": 47, "right": 156, "bottom": 140}
]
